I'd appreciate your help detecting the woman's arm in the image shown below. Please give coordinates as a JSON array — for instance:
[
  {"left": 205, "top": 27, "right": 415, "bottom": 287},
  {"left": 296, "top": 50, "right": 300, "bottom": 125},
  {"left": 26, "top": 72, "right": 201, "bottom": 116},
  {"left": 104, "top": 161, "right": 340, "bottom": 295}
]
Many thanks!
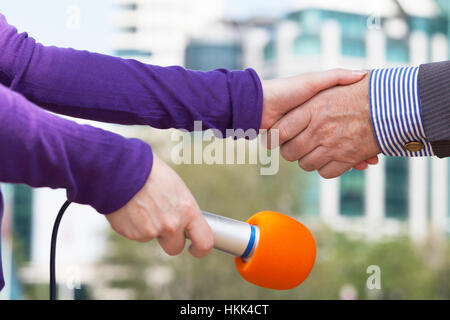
[
  {"left": 0, "top": 14, "right": 262, "bottom": 135},
  {"left": 0, "top": 83, "right": 152, "bottom": 214},
  {"left": 0, "top": 83, "right": 215, "bottom": 268}
]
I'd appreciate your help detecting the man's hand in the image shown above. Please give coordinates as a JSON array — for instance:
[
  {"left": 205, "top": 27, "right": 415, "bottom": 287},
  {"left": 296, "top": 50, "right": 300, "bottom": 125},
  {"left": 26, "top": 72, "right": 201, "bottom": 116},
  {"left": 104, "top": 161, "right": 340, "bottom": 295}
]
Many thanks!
[
  {"left": 272, "top": 71, "right": 381, "bottom": 178},
  {"left": 105, "top": 154, "right": 214, "bottom": 258},
  {"left": 262, "top": 69, "right": 378, "bottom": 170}
]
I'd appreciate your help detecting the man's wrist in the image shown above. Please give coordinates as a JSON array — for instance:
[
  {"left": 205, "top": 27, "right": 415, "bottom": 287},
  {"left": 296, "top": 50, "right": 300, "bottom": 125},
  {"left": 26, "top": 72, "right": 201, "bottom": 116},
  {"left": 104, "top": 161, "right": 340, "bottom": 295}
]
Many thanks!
[{"left": 369, "top": 67, "right": 434, "bottom": 157}]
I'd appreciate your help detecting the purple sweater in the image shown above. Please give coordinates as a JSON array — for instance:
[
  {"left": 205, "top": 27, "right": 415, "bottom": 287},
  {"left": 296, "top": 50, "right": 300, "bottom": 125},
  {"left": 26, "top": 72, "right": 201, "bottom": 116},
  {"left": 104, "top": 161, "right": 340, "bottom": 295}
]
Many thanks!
[{"left": 0, "top": 14, "right": 263, "bottom": 290}]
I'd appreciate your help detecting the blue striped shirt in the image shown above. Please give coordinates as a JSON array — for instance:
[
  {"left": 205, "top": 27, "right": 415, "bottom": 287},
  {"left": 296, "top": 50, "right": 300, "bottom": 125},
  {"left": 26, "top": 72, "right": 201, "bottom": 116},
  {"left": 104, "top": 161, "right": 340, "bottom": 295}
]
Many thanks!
[{"left": 369, "top": 67, "right": 434, "bottom": 157}]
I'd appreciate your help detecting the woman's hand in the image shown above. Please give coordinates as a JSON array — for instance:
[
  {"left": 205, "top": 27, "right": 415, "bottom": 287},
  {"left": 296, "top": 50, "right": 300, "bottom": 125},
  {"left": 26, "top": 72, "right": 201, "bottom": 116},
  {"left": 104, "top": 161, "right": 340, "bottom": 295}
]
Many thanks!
[
  {"left": 261, "top": 69, "right": 378, "bottom": 170},
  {"left": 105, "top": 154, "right": 214, "bottom": 258}
]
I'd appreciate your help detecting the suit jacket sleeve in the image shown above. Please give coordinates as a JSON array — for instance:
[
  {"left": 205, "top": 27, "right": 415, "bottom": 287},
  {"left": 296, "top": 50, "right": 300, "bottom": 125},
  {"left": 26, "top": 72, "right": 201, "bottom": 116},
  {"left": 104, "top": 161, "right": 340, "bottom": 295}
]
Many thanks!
[{"left": 418, "top": 61, "right": 450, "bottom": 158}]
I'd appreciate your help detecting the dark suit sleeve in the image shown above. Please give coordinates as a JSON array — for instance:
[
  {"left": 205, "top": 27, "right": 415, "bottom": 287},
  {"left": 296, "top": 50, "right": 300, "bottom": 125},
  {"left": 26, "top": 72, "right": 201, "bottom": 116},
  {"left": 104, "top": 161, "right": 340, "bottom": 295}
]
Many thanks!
[{"left": 418, "top": 61, "right": 450, "bottom": 158}]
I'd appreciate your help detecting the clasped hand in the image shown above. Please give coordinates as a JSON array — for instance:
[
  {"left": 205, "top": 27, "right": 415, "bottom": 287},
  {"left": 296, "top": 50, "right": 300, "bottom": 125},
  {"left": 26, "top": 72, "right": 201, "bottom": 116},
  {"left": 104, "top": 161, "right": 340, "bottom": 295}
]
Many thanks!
[
  {"left": 262, "top": 68, "right": 380, "bottom": 178},
  {"left": 106, "top": 68, "right": 381, "bottom": 258}
]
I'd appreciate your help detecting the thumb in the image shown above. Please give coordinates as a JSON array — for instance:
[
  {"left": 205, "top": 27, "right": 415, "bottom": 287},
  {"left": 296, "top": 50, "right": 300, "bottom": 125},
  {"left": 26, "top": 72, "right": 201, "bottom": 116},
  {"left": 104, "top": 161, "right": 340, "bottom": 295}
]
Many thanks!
[
  {"left": 293, "top": 68, "right": 368, "bottom": 107},
  {"left": 261, "top": 69, "right": 368, "bottom": 130}
]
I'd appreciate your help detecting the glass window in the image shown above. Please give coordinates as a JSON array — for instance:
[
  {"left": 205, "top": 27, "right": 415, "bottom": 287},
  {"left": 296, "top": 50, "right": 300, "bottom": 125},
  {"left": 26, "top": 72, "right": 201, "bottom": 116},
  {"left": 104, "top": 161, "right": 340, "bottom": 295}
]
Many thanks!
[
  {"left": 185, "top": 42, "right": 242, "bottom": 71},
  {"left": 341, "top": 37, "right": 366, "bottom": 57},
  {"left": 340, "top": 170, "right": 365, "bottom": 216},
  {"left": 299, "top": 172, "right": 319, "bottom": 215},
  {"left": 13, "top": 184, "right": 33, "bottom": 261},
  {"left": 302, "top": 10, "right": 321, "bottom": 34},
  {"left": 385, "top": 158, "right": 409, "bottom": 219},
  {"left": 293, "top": 34, "right": 321, "bottom": 56},
  {"left": 322, "top": 11, "right": 366, "bottom": 57},
  {"left": 263, "top": 40, "right": 275, "bottom": 62},
  {"left": 386, "top": 38, "right": 410, "bottom": 63}
]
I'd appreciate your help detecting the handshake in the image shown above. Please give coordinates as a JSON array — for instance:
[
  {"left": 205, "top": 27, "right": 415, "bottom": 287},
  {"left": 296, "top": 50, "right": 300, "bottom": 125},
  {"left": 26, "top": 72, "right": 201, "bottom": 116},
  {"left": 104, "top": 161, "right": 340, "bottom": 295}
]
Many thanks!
[
  {"left": 261, "top": 68, "right": 380, "bottom": 178},
  {"left": 107, "top": 68, "right": 381, "bottom": 259}
]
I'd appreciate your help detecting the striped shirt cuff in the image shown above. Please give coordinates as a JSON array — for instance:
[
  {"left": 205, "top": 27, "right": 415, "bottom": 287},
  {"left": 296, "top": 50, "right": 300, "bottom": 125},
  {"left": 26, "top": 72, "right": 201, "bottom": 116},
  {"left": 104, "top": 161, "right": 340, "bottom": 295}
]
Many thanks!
[{"left": 369, "top": 67, "right": 434, "bottom": 157}]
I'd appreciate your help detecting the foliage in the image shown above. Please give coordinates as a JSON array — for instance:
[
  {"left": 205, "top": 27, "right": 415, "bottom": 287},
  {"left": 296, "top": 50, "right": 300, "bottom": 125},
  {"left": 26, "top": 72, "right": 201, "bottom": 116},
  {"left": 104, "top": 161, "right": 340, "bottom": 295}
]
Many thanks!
[{"left": 97, "top": 150, "right": 449, "bottom": 300}]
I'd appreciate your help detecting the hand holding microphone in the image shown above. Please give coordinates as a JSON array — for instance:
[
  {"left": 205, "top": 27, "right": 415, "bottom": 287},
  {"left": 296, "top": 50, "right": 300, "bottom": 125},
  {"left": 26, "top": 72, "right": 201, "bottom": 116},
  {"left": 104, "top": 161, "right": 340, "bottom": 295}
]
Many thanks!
[
  {"left": 105, "top": 153, "right": 214, "bottom": 258},
  {"left": 106, "top": 153, "right": 316, "bottom": 290}
]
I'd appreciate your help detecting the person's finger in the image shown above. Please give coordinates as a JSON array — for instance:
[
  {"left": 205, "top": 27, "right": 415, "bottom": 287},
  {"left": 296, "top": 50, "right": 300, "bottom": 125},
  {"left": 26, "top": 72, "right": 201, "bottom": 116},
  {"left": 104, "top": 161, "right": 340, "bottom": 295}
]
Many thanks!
[
  {"left": 299, "top": 69, "right": 368, "bottom": 102},
  {"left": 158, "top": 227, "right": 186, "bottom": 256},
  {"left": 297, "top": 146, "right": 330, "bottom": 171},
  {"left": 279, "top": 128, "right": 317, "bottom": 161},
  {"left": 353, "top": 162, "right": 369, "bottom": 170},
  {"left": 366, "top": 156, "right": 379, "bottom": 165},
  {"left": 318, "top": 161, "right": 353, "bottom": 179},
  {"left": 185, "top": 212, "right": 214, "bottom": 258},
  {"left": 278, "top": 69, "right": 368, "bottom": 114},
  {"left": 353, "top": 155, "right": 378, "bottom": 170},
  {"left": 270, "top": 107, "right": 312, "bottom": 148}
]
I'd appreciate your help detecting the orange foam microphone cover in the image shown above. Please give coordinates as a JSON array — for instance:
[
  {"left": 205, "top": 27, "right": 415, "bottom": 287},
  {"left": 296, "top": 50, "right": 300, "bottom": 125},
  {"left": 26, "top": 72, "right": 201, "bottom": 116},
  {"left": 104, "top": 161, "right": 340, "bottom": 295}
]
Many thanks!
[{"left": 234, "top": 211, "right": 316, "bottom": 290}]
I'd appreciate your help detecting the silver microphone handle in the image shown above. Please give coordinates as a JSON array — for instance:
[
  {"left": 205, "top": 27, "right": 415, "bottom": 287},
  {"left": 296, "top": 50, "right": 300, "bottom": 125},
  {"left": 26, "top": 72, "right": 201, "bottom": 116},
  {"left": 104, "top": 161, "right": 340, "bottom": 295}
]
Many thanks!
[{"left": 185, "top": 211, "right": 259, "bottom": 258}]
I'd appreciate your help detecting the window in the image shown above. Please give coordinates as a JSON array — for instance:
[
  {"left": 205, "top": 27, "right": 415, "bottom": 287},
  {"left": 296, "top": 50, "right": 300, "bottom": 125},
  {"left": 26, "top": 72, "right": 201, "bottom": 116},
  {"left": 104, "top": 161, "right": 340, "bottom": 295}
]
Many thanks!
[
  {"left": 185, "top": 42, "right": 242, "bottom": 71},
  {"left": 338, "top": 13, "right": 366, "bottom": 58},
  {"left": 119, "top": 3, "right": 137, "bottom": 11},
  {"left": 385, "top": 158, "right": 409, "bottom": 219},
  {"left": 386, "top": 38, "right": 409, "bottom": 63},
  {"left": 299, "top": 172, "right": 320, "bottom": 215},
  {"left": 263, "top": 40, "right": 275, "bottom": 62},
  {"left": 117, "top": 26, "right": 137, "bottom": 33},
  {"left": 340, "top": 170, "right": 365, "bottom": 216},
  {"left": 301, "top": 10, "right": 321, "bottom": 34},
  {"left": 341, "top": 37, "right": 366, "bottom": 57},
  {"left": 13, "top": 185, "right": 33, "bottom": 261},
  {"left": 293, "top": 34, "right": 320, "bottom": 56}
]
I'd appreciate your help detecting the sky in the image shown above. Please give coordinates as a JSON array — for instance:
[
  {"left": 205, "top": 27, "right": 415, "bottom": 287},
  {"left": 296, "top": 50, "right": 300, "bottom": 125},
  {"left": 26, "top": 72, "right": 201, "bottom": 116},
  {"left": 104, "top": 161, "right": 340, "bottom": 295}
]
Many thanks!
[
  {"left": 224, "top": 0, "right": 290, "bottom": 20},
  {"left": 0, "top": 0, "right": 114, "bottom": 53},
  {"left": 0, "top": 0, "right": 290, "bottom": 54}
]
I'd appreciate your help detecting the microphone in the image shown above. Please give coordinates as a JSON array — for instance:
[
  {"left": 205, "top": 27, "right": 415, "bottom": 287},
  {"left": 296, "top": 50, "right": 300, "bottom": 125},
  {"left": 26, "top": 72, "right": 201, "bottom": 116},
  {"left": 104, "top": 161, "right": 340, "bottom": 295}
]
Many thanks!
[{"left": 193, "top": 210, "right": 316, "bottom": 290}]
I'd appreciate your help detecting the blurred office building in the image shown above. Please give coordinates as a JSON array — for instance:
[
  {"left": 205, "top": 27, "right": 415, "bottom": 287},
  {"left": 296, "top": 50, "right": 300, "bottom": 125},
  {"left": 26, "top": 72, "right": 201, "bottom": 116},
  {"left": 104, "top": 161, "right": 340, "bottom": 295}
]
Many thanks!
[
  {"left": 111, "top": 0, "right": 225, "bottom": 65},
  {"left": 183, "top": 0, "right": 450, "bottom": 242}
]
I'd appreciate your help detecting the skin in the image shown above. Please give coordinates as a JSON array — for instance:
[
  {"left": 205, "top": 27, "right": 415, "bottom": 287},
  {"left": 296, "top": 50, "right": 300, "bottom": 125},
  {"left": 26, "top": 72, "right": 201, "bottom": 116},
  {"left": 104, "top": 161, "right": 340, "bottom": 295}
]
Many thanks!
[
  {"left": 261, "top": 69, "right": 378, "bottom": 170},
  {"left": 105, "top": 69, "right": 378, "bottom": 258},
  {"left": 271, "top": 72, "right": 381, "bottom": 178},
  {"left": 105, "top": 154, "right": 215, "bottom": 258}
]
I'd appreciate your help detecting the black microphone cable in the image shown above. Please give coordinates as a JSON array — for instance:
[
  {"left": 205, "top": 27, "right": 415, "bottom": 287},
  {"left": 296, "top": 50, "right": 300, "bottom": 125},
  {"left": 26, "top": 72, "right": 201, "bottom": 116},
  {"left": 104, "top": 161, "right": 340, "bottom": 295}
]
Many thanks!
[{"left": 49, "top": 200, "right": 72, "bottom": 300}]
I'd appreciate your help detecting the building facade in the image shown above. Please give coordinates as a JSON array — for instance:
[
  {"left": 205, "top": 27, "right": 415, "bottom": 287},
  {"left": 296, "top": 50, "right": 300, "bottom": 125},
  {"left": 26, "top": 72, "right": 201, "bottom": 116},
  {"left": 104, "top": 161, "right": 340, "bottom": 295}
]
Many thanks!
[{"left": 238, "top": 1, "right": 449, "bottom": 241}]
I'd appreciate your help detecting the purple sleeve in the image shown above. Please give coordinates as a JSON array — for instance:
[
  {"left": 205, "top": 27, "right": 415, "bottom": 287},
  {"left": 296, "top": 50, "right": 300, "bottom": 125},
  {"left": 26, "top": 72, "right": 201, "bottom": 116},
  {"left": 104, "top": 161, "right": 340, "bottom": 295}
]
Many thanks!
[
  {"left": 0, "top": 14, "right": 263, "bottom": 135},
  {"left": 0, "top": 83, "right": 153, "bottom": 214}
]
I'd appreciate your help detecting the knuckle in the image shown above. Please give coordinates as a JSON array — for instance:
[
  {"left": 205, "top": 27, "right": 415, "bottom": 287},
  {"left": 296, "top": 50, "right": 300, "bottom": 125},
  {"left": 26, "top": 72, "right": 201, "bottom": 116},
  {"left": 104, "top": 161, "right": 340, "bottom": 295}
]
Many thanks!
[
  {"left": 197, "top": 238, "right": 214, "bottom": 254},
  {"left": 277, "top": 124, "right": 289, "bottom": 143},
  {"left": 280, "top": 145, "right": 295, "bottom": 162},
  {"left": 141, "top": 227, "right": 157, "bottom": 240},
  {"left": 298, "top": 159, "right": 314, "bottom": 172},
  {"left": 161, "top": 216, "right": 178, "bottom": 235},
  {"left": 123, "top": 230, "right": 138, "bottom": 241},
  {"left": 180, "top": 200, "right": 198, "bottom": 217}
]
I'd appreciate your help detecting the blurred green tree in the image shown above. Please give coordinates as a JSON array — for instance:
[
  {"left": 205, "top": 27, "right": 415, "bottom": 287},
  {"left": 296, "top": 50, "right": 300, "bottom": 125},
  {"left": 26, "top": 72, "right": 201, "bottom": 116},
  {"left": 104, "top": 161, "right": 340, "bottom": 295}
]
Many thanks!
[{"left": 96, "top": 138, "right": 449, "bottom": 300}]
